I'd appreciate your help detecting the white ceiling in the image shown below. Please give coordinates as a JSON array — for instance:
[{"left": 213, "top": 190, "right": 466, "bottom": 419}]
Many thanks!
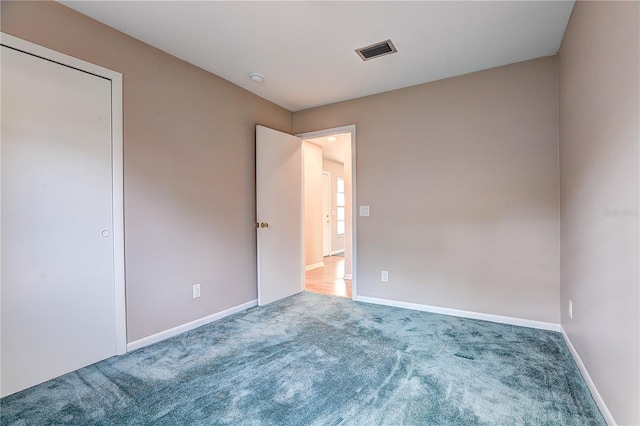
[{"left": 60, "top": 1, "right": 575, "bottom": 112}]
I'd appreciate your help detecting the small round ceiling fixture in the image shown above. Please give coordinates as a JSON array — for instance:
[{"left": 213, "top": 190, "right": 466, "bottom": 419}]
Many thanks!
[
  {"left": 249, "top": 73, "right": 264, "bottom": 83},
  {"left": 328, "top": 136, "right": 337, "bottom": 141}
]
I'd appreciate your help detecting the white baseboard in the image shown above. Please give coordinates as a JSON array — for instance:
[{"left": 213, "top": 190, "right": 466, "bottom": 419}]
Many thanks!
[
  {"left": 561, "top": 329, "right": 616, "bottom": 425},
  {"left": 353, "top": 295, "right": 562, "bottom": 332},
  {"left": 331, "top": 250, "right": 345, "bottom": 255},
  {"left": 126, "top": 299, "right": 257, "bottom": 352},
  {"left": 343, "top": 274, "right": 353, "bottom": 279},
  {"left": 305, "top": 262, "right": 324, "bottom": 271}
]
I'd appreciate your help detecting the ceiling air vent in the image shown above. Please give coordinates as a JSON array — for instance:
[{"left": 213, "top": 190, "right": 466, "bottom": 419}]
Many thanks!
[{"left": 355, "top": 39, "right": 397, "bottom": 61}]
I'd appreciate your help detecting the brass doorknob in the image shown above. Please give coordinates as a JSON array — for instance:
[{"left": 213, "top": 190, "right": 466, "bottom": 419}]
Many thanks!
[{"left": 260, "top": 222, "right": 269, "bottom": 228}]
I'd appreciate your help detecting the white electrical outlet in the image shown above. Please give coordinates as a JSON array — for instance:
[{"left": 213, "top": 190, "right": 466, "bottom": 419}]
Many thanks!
[
  {"left": 193, "top": 284, "right": 201, "bottom": 299},
  {"left": 568, "top": 300, "right": 572, "bottom": 319},
  {"left": 359, "top": 206, "right": 370, "bottom": 216},
  {"left": 381, "top": 270, "right": 389, "bottom": 282}
]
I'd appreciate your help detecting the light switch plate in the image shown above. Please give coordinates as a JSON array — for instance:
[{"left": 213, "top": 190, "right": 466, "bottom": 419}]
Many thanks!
[{"left": 359, "top": 206, "right": 370, "bottom": 216}]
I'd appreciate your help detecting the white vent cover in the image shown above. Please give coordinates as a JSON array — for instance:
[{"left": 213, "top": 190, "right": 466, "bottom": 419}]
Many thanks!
[{"left": 355, "top": 39, "right": 397, "bottom": 61}]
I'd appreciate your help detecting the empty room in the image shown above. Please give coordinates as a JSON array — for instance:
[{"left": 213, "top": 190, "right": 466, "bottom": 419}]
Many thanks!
[{"left": 1, "top": 1, "right": 638, "bottom": 425}]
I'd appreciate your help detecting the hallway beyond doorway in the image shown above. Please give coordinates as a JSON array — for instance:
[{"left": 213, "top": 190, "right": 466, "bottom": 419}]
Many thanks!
[{"left": 305, "top": 256, "right": 352, "bottom": 298}]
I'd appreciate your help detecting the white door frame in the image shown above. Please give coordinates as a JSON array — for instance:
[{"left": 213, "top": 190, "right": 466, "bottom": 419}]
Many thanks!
[
  {"left": 1, "top": 33, "right": 127, "bottom": 355},
  {"left": 297, "top": 125, "right": 357, "bottom": 299}
]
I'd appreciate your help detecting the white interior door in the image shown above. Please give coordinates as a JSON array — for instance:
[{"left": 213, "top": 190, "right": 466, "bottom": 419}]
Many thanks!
[
  {"left": 1, "top": 44, "right": 118, "bottom": 396},
  {"left": 322, "top": 172, "right": 331, "bottom": 256},
  {"left": 256, "top": 125, "right": 304, "bottom": 305}
]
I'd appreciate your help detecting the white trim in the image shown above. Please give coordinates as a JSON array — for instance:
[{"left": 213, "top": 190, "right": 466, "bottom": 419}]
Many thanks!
[
  {"left": 343, "top": 274, "right": 353, "bottom": 280},
  {"left": 109, "top": 53, "right": 126, "bottom": 356},
  {"left": 354, "top": 295, "right": 562, "bottom": 332},
  {"left": 331, "top": 250, "right": 345, "bottom": 255},
  {"left": 561, "top": 329, "right": 616, "bottom": 425},
  {"left": 297, "top": 125, "right": 357, "bottom": 299},
  {"left": 127, "top": 299, "right": 257, "bottom": 352},
  {"left": 350, "top": 126, "right": 357, "bottom": 298},
  {"left": 1, "top": 33, "right": 127, "bottom": 355},
  {"left": 305, "top": 262, "right": 324, "bottom": 271}
]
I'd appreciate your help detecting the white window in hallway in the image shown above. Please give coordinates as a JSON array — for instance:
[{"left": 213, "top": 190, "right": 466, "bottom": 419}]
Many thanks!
[{"left": 337, "top": 177, "right": 345, "bottom": 235}]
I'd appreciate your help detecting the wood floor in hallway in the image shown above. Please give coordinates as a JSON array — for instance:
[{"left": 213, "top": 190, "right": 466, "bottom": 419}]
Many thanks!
[{"left": 305, "top": 255, "right": 352, "bottom": 298}]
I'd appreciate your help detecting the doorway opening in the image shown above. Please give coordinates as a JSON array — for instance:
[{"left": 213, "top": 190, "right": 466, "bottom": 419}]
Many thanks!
[{"left": 298, "top": 126, "right": 356, "bottom": 299}]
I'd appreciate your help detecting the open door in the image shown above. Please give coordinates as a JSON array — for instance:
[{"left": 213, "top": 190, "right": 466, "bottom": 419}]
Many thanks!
[{"left": 256, "top": 125, "right": 304, "bottom": 305}]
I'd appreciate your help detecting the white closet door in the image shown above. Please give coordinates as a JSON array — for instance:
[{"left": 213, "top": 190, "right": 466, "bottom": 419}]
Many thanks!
[{"left": 1, "top": 46, "right": 117, "bottom": 397}]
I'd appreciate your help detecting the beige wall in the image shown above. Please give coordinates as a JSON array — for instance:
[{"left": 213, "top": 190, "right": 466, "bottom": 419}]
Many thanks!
[
  {"left": 303, "top": 142, "right": 324, "bottom": 267},
  {"left": 6, "top": 6, "right": 636, "bottom": 420},
  {"left": 294, "top": 57, "right": 561, "bottom": 323},
  {"left": 558, "top": 1, "right": 639, "bottom": 424},
  {"left": 1, "top": 1, "right": 293, "bottom": 342},
  {"left": 322, "top": 159, "right": 346, "bottom": 253}
]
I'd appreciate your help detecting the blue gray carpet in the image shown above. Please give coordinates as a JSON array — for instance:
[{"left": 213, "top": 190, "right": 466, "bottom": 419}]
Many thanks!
[{"left": 1, "top": 292, "right": 604, "bottom": 425}]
